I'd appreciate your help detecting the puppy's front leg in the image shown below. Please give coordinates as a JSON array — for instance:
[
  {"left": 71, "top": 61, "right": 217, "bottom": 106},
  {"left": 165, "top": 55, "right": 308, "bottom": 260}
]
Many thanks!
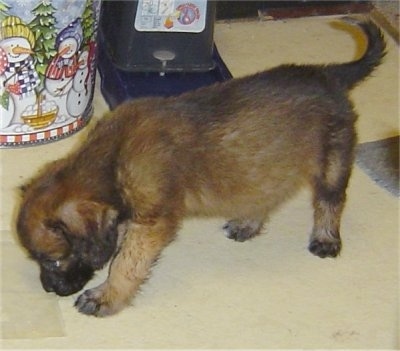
[{"left": 75, "top": 218, "right": 177, "bottom": 317}]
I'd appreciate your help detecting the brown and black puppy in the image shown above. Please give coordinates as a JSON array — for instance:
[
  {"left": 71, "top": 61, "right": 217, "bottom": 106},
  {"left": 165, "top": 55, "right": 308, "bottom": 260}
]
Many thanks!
[{"left": 16, "top": 17, "right": 385, "bottom": 317}]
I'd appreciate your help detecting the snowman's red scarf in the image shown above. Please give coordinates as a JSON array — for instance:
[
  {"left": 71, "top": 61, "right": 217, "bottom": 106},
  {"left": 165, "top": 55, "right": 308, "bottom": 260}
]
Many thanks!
[{"left": 46, "top": 55, "right": 78, "bottom": 80}]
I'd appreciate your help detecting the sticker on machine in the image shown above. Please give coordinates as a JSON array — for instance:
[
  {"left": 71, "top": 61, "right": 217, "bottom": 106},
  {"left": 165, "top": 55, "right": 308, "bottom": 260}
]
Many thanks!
[{"left": 134, "top": 0, "right": 207, "bottom": 33}]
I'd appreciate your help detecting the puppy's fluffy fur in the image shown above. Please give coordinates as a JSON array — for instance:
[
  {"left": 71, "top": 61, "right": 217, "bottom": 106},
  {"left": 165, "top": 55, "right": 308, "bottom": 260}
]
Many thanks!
[{"left": 17, "top": 18, "right": 385, "bottom": 316}]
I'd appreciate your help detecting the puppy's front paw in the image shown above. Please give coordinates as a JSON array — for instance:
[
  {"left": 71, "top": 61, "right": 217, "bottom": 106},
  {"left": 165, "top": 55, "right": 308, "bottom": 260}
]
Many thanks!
[
  {"left": 75, "top": 283, "right": 127, "bottom": 317},
  {"left": 308, "top": 239, "right": 342, "bottom": 258},
  {"left": 223, "top": 219, "right": 263, "bottom": 242}
]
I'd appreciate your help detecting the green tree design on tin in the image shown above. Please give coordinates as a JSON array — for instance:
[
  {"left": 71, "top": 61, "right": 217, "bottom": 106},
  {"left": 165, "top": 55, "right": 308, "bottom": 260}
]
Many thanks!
[
  {"left": 0, "top": 0, "right": 11, "bottom": 110},
  {"left": 29, "top": 0, "right": 58, "bottom": 81},
  {"left": 0, "top": 1, "right": 11, "bottom": 22},
  {"left": 82, "top": 0, "right": 95, "bottom": 46}
]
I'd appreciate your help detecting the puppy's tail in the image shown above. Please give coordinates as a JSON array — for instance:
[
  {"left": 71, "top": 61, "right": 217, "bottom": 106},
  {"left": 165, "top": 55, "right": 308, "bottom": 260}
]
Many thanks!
[{"left": 325, "top": 16, "right": 386, "bottom": 89}]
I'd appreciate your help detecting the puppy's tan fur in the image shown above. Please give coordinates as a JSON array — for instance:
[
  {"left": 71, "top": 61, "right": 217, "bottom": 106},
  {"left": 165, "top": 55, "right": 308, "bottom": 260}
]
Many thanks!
[{"left": 16, "top": 18, "right": 386, "bottom": 316}]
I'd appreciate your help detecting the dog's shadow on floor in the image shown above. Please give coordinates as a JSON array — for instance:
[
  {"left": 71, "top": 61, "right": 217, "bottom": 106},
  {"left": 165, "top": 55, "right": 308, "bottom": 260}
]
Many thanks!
[{"left": 356, "top": 135, "right": 399, "bottom": 196}]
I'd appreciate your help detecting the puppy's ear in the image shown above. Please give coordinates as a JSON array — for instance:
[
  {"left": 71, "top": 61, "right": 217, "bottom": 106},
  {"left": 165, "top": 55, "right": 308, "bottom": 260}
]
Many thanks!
[{"left": 56, "top": 200, "right": 118, "bottom": 240}]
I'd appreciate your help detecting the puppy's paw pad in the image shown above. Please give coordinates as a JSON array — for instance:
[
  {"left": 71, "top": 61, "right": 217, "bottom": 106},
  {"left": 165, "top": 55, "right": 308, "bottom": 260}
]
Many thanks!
[
  {"left": 75, "top": 289, "right": 103, "bottom": 316},
  {"left": 75, "top": 286, "right": 119, "bottom": 317},
  {"left": 308, "top": 239, "right": 342, "bottom": 258},
  {"left": 223, "top": 220, "right": 263, "bottom": 242}
]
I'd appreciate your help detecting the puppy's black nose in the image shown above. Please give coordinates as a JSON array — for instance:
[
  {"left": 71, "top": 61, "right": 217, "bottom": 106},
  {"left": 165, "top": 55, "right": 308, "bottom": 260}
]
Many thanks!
[
  {"left": 40, "top": 270, "right": 56, "bottom": 293},
  {"left": 41, "top": 273, "right": 84, "bottom": 296},
  {"left": 53, "top": 283, "right": 83, "bottom": 296},
  {"left": 43, "top": 283, "right": 55, "bottom": 293},
  {"left": 39, "top": 262, "right": 94, "bottom": 296}
]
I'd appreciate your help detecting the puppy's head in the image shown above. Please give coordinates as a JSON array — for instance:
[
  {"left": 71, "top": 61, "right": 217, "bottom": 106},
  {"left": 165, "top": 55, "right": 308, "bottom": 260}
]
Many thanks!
[{"left": 17, "top": 176, "right": 120, "bottom": 296}]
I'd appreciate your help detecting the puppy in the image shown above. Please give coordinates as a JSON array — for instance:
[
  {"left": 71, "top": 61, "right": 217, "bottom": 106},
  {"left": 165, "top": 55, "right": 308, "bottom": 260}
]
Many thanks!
[{"left": 16, "top": 18, "right": 385, "bottom": 316}]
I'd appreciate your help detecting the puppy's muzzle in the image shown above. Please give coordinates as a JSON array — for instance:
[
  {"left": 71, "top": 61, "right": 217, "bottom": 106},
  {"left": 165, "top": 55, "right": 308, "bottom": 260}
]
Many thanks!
[{"left": 40, "top": 262, "right": 94, "bottom": 296}]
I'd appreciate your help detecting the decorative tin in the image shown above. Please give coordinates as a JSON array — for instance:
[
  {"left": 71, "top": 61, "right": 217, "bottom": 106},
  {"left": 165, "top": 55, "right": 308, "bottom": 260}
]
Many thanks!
[{"left": 0, "top": 0, "right": 101, "bottom": 148}]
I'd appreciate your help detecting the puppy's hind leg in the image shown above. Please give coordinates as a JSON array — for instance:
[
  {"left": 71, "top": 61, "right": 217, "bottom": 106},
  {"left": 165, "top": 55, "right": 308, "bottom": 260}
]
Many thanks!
[
  {"left": 223, "top": 219, "right": 264, "bottom": 242},
  {"left": 308, "top": 122, "right": 356, "bottom": 258}
]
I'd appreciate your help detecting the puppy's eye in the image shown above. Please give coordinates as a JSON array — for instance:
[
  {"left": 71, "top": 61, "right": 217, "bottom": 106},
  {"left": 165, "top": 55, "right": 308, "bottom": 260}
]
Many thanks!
[{"left": 45, "top": 219, "right": 70, "bottom": 238}]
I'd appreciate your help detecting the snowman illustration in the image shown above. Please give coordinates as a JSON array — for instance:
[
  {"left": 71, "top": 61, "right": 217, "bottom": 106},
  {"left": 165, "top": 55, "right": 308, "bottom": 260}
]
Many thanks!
[
  {"left": 0, "top": 16, "right": 40, "bottom": 127},
  {"left": 66, "top": 40, "right": 96, "bottom": 118},
  {"left": 44, "top": 18, "right": 82, "bottom": 121}
]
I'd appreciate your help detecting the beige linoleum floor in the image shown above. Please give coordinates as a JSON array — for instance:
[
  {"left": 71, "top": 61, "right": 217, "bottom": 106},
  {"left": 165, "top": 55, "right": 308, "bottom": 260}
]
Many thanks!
[{"left": 1, "top": 15, "right": 399, "bottom": 349}]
